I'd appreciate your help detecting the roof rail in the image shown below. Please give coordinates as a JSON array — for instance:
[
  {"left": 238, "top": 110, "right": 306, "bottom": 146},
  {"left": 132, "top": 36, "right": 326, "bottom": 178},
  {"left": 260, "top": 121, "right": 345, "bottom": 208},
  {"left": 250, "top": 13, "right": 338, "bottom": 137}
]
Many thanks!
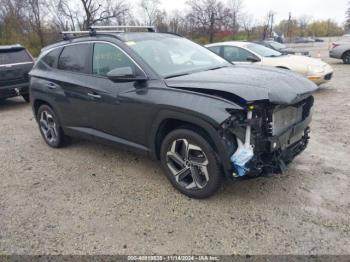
[
  {"left": 61, "top": 25, "right": 156, "bottom": 40},
  {"left": 90, "top": 25, "right": 156, "bottom": 32}
]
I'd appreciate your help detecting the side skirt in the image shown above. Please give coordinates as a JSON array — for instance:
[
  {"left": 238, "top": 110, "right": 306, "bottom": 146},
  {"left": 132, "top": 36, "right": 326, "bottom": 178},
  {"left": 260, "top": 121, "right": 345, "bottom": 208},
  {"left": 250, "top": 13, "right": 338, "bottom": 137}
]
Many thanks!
[{"left": 64, "top": 126, "right": 151, "bottom": 156}]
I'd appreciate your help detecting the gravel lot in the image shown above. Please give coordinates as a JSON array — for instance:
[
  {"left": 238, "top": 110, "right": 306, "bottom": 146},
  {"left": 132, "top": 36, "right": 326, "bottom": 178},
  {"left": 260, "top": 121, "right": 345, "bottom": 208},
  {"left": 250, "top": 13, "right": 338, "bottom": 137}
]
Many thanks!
[{"left": 0, "top": 42, "right": 349, "bottom": 255}]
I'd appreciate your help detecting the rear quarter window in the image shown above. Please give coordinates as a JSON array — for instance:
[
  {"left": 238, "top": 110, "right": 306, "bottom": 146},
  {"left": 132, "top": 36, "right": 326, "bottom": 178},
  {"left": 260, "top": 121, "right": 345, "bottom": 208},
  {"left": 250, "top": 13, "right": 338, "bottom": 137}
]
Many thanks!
[
  {"left": 0, "top": 49, "right": 32, "bottom": 65},
  {"left": 58, "top": 44, "right": 90, "bottom": 73},
  {"left": 41, "top": 48, "right": 62, "bottom": 68}
]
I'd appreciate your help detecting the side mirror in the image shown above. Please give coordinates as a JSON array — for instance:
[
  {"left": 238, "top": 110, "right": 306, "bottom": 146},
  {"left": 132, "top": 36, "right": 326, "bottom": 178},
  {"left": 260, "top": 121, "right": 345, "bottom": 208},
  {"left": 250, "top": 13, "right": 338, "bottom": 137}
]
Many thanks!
[
  {"left": 246, "top": 56, "right": 260, "bottom": 63},
  {"left": 107, "top": 67, "right": 147, "bottom": 82}
]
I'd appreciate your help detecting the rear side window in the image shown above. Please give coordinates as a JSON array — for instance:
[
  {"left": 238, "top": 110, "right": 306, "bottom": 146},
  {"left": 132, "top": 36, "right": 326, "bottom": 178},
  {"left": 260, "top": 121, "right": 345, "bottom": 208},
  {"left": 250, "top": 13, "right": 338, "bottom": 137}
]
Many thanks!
[
  {"left": 208, "top": 46, "right": 221, "bottom": 55},
  {"left": 0, "top": 49, "right": 32, "bottom": 65},
  {"left": 58, "top": 44, "right": 90, "bottom": 73},
  {"left": 42, "top": 48, "right": 62, "bottom": 68},
  {"left": 223, "top": 46, "right": 255, "bottom": 62},
  {"left": 93, "top": 43, "right": 135, "bottom": 76}
]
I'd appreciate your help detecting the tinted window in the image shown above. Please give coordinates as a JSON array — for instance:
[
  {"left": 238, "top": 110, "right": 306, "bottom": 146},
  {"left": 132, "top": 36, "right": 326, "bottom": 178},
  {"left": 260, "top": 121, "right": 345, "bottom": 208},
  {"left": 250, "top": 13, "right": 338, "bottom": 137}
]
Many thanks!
[
  {"left": 42, "top": 48, "right": 62, "bottom": 68},
  {"left": 208, "top": 46, "right": 221, "bottom": 55},
  {"left": 223, "top": 46, "right": 256, "bottom": 62},
  {"left": 58, "top": 44, "right": 90, "bottom": 73},
  {"left": 93, "top": 43, "right": 134, "bottom": 76},
  {"left": 246, "top": 44, "right": 282, "bottom": 57},
  {"left": 0, "top": 49, "right": 32, "bottom": 65}
]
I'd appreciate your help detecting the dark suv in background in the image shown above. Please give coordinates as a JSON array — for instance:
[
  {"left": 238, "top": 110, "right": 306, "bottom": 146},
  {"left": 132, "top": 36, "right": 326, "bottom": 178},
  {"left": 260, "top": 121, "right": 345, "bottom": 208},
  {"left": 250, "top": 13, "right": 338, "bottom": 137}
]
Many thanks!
[
  {"left": 29, "top": 26, "right": 318, "bottom": 198},
  {"left": 0, "top": 44, "right": 34, "bottom": 102},
  {"left": 255, "top": 40, "right": 310, "bottom": 57}
]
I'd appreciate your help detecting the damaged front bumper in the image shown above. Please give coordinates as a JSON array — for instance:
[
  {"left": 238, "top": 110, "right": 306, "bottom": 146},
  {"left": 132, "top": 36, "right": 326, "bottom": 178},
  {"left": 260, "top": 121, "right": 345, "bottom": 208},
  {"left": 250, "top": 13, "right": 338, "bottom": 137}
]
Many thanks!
[{"left": 220, "top": 97, "right": 313, "bottom": 178}]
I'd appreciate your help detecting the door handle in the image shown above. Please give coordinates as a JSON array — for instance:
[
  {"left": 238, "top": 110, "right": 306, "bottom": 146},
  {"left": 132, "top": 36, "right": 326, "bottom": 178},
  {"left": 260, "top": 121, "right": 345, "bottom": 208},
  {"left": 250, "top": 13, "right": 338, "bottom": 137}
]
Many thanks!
[
  {"left": 46, "top": 82, "right": 57, "bottom": 89},
  {"left": 87, "top": 92, "right": 102, "bottom": 99}
]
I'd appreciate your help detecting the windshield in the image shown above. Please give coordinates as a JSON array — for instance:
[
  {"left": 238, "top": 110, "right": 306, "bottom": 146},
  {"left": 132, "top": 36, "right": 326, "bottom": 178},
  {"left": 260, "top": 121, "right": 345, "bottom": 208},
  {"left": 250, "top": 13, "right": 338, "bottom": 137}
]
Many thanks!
[
  {"left": 268, "top": 41, "right": 286, "bottom": 50},
  {"left": 0, "top": 49, "right": 32, "bottom": 65},
  {"left": 127, "top": 36, "right": 230, "bottom": 78},
  {"left": 247, "top": 43, "right": 282, "bottom": 57}
]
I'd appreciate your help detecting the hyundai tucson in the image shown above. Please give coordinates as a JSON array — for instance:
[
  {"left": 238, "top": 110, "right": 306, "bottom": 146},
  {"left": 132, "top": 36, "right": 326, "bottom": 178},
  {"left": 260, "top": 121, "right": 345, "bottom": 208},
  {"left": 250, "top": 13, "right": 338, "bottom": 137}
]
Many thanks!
[{"left": 29, "top": 27, "right": 318, "bottom": 198}]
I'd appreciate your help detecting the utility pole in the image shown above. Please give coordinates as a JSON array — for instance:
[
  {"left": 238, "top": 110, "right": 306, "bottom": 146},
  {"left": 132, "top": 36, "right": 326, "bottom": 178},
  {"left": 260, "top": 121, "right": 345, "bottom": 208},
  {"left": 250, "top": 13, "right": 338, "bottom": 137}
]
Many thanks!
[{"left": 287, "top": 12, "right": 292, "bottom": 43}]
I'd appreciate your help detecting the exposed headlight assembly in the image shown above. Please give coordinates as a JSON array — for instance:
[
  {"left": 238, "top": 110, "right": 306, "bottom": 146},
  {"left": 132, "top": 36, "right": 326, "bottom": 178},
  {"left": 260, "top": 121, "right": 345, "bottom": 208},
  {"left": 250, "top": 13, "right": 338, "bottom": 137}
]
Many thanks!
[{"left": 308, "top": 65, "right": 324, "bottom": 74}]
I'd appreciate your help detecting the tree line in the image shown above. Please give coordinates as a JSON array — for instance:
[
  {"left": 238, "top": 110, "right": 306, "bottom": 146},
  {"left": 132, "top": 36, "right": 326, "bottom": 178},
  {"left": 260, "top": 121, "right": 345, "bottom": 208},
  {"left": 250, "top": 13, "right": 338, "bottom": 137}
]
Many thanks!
[{"left": 0, "top": 0, "right": 347, "bottom": 56}]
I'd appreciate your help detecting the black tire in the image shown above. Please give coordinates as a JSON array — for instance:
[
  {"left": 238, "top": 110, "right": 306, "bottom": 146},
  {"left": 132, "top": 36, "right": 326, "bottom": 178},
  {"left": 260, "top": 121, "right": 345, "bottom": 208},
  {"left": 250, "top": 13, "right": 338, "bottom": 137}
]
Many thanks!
[
  {"left": 160, "top": 128, "right": 223, "bottom": 199},
  {"left": 37, "top": 105, "right": 64, "bottom": 148},
  {"left": 343, "top": 51, "right": 350, "bottom": 64},
  {"left": 22, "top": 94, "right": 30, "bottom": 103}
]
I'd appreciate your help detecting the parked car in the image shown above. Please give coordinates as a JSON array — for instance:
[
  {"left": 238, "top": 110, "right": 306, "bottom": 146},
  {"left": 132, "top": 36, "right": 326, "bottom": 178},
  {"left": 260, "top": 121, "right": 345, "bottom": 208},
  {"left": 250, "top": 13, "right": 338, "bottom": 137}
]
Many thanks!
[
  {"left": 294, "top": 37, "right": 315, "bottom": 44},
  {"left": 29, "top": 27, "right": 318, "bottom": 198},
  {"left": 329, "top": 40, "right": 350, "bottom": 64},
  {"left": 0, "top": 44, "right": 34, "bottom": 102},
  {"left": 206, "top": 41, "right": 333, "bottom": 85},
  {"left": 255, "top": 40, "right": 310, "bottom": 56}
]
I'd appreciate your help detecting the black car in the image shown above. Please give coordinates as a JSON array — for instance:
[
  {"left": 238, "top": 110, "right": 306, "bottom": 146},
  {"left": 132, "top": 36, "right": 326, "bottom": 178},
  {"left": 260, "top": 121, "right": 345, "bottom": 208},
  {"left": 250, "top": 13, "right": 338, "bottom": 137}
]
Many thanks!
[
  {"left": 0, "top": 44, "right": 34, "bottom": 102},
  {"left": 255, "top": 40, "right": 310, "bottom": 57},
  {"left": 29, "top": 26, "right": 318, "bottom": 198}
]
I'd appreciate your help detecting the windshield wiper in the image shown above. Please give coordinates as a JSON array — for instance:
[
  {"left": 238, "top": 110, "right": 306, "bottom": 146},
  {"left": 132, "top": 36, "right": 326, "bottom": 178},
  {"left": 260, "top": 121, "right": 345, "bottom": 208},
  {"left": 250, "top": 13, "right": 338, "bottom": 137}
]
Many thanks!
[
  {"left": 164, "top": 73, "right": 189, "bottom": 79},
  {"left": 208, "top": 65, "right": 229, "bottom": 70}
]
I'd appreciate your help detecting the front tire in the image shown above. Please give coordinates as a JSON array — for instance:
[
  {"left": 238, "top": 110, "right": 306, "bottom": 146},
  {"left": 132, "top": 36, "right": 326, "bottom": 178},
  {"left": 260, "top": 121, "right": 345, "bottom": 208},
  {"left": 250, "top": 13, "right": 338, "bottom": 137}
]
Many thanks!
[
  {"left": 343, "top": 51, "right": 350, "bottom": 64},
  {"left": 37, "top": 105, "right": 64, "bottom": 148},
  {"left": 160, "top": 129, "right": 223, "bottom": 199}
]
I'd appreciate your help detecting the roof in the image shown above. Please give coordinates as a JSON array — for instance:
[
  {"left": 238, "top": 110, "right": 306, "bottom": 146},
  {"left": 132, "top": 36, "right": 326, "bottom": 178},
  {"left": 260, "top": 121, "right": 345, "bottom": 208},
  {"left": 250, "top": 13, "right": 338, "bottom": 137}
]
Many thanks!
[
  {"left": 206, "top": 41, "right": 251, "bottom": 48},
  {"left": 0, "top": 44, "right": 24, "bottom": 51},
  {"left": 41, "top": 32, "right": 180, "bottom": 53}
]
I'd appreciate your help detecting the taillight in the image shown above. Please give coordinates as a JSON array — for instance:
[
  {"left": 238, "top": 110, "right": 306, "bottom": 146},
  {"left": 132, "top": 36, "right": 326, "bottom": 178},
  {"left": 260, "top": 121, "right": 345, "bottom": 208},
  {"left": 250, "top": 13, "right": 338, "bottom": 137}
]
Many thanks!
[{"left": 331, "top": 43, "right": 339, "bottom": 49}]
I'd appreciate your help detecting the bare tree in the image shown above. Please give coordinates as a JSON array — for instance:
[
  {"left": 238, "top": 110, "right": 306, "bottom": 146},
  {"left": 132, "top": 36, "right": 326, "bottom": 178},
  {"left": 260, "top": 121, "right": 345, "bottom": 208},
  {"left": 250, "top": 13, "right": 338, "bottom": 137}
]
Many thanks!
[
  {"left": 346, "top": 1, "right": 350, "bottom": 31},
  {"left": 241, "top": 13, "right": 254, "bottom": 40},
  {"left": 187, "top": 0, "right": 229, "bottom": 43},
  {"left": 262, "top": 11, "right": 274, "bottom": 40},
  {"left": 140, "top": 0, "right": 161, "bottom": 26},
  {"left": 227, "top": 0, "right": 243, "bottom": 38},
  {"left": 26, "top": 0, "right": 47, "bottom": 47}
]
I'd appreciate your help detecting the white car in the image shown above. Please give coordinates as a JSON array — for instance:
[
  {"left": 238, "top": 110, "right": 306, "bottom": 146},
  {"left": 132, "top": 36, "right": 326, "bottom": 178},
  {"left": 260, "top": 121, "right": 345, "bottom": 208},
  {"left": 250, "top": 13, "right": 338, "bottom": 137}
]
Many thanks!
[{"left": 206, "top": 41, "right": 333, "bottom": 85}]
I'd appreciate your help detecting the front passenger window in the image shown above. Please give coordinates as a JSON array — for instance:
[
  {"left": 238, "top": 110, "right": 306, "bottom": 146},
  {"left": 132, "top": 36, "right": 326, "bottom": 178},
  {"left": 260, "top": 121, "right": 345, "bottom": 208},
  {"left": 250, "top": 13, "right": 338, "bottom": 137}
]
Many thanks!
[
  {"left": 93, "top": 43, "right": 135, "bottom": 77},
  {"left": 223, "top": 46, "right": 257, "bottom": 62}
]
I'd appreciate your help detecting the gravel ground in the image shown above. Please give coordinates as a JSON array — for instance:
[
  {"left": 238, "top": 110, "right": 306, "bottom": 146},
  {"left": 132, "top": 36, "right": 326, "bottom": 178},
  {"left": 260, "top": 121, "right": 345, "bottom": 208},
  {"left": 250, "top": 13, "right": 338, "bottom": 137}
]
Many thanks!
[{"left": 0, "top": 43, "right": 349, "bottom": 255}]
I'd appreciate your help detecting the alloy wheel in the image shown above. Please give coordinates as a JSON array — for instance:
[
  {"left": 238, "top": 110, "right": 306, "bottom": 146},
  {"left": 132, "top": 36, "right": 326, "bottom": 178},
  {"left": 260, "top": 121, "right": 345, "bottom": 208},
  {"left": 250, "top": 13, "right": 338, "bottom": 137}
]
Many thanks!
[
  {"left": 39, "top": 110, "right": 58, "bottom": 144},
  {"left": 166, "top": 139, "right": 209, "bottom": 190}
]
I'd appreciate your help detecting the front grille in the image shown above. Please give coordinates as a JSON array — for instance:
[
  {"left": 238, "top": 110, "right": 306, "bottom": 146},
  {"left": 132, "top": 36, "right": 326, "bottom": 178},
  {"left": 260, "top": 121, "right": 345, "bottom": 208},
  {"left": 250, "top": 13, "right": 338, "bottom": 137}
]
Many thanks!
[{"left": 324, "top": 73, "right": 333, "bottom": 80}]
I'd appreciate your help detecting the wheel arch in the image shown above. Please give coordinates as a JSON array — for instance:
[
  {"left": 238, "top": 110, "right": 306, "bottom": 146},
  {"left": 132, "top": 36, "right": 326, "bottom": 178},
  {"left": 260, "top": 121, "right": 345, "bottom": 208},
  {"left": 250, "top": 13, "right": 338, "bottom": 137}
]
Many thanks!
[
  {"left": 341, "top": 50, "right": 350, "bottom": 59},
  {"left": 150, "top": 110, "right": 234, "bottom": 177}
]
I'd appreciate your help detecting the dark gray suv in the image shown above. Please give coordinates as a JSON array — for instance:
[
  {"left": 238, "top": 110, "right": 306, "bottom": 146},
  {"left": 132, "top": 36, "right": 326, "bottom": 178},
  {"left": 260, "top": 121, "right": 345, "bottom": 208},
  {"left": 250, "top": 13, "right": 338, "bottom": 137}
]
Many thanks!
[
  {"left": 29, "top": 26, "right": 318, "bottom": 198},
  {"left": 0, "top": 44, "right": 34, "bottom": 102}
]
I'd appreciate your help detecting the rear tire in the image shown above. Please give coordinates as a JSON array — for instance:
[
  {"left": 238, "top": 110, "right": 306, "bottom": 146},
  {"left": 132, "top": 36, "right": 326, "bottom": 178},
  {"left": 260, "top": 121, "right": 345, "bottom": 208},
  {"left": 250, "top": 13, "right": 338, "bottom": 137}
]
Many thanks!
[
  {"left": 343, "top": 51, "right": 350, "bottom": 64},
  {"left": 22, "top": 94, "right": 30, "bottom": 103},
  {"left": 160, "top": 128, "right": 223, "bottom": 199},
  {"left": 37, "top": 105, "right": 64, "bottom": 148}
]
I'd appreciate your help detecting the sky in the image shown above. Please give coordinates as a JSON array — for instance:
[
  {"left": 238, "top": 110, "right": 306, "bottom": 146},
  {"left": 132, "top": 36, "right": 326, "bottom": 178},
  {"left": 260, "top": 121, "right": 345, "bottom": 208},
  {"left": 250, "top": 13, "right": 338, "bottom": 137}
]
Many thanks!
[{"left": 159, "top": 0, "right": 349, "bottom": 25}]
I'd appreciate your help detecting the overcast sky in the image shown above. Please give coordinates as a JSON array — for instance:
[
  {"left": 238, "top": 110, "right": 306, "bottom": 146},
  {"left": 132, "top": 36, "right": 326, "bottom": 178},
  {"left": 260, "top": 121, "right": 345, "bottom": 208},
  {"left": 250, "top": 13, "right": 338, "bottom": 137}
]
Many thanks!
[{"left": 159, "top": 0, "right": 348, "bottom": 25}]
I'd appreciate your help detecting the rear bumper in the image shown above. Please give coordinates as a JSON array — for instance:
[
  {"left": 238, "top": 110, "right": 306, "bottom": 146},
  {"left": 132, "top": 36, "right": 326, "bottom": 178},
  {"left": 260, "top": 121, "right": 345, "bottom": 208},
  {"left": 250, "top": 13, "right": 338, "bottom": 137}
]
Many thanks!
[{"left": 0, "top": 82, "right": 29, "bottom": 99}]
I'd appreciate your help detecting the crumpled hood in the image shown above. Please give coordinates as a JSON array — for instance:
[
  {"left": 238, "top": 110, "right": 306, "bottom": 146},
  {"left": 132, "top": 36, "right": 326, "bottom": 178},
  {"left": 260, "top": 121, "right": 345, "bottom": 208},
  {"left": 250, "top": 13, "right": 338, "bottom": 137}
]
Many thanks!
[{"left": 165, "top": 65, "right": 319, "bottom": 105}]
